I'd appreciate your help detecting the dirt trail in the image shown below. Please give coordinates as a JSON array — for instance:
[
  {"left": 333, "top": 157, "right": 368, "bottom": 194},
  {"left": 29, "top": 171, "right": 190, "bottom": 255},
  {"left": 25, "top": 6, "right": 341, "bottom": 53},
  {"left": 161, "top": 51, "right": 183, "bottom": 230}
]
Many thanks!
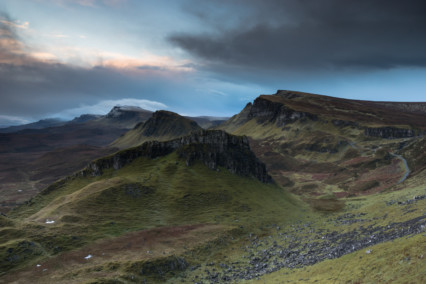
[
  {"left": 349, "top": 140, "right": 410, "bottom": 184},
  {"left": 391, "top": 153, "right": 410, "bottom": 183}
]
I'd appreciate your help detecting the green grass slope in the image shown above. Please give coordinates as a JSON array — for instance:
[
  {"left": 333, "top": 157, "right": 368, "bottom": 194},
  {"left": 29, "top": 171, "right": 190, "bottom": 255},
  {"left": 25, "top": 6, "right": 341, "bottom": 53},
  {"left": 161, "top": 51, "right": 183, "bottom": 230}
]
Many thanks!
[
  {"left": 12, "top": 152, "right": 299, "bottom": 231},
  {"left": 111, "top": 110, "right": 203, "bottom": 149},
  {"left": 1, "top": 133, "right": 303, "bottom": 282}
]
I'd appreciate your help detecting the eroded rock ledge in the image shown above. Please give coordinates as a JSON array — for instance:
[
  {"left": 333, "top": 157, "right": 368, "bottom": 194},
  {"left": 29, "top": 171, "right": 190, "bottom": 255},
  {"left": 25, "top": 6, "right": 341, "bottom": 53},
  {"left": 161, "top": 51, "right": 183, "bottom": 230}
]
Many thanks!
[
  {"left": 80, "top": 130, "right": 271, "bottom": 183},
  {"left": 364, "top": 127, "right": 423, "bottom": 139},
  {"left": 248, "top": 97, "right": 317, "bottom": 127}
]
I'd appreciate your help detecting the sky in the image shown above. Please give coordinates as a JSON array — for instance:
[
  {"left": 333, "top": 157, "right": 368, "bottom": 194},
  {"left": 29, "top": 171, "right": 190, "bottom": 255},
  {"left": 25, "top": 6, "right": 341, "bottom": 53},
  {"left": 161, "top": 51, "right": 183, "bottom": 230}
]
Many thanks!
[{"left": 0, "top": 0, "right": 426, "bottom": 126}]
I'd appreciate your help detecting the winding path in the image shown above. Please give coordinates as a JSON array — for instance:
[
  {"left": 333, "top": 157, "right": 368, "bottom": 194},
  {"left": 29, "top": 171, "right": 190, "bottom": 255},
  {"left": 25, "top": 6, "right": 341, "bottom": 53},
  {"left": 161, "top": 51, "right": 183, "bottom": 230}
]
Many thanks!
[
  {"left": 390, "top": 153, "right": 410, "bottom": 184},
  {"left": 347, "top": 139, "right": 410, "bottom": 184}
]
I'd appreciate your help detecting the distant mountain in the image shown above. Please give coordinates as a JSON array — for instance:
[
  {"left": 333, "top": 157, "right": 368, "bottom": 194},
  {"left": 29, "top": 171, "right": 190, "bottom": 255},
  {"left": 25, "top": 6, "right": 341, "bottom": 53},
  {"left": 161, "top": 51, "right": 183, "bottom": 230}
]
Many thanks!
[
  {"left": 0, "top": 106, "right": 155, "bottom": 153},
  {"left": 0, "top": 106, "right": 153, "bottom": 135},
  {"left": 68, "top": 114, "right": 102, "bottom": 124},
  {"left": 112, "top": 110, "right": 202, "bottom": 149},
  {"left": 0, "top": 106, "right": 154, "bottom": 213},
  {"left": 0, "top": 118, "right": 65, "bottom": 133},
  {"left": 90, "top": 105, "right": 153, "bottom": 129}
]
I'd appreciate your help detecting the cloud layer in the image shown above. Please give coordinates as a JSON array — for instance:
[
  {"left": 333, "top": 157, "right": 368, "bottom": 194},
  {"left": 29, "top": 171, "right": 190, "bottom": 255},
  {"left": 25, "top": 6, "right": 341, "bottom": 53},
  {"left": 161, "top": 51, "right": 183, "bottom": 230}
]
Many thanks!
[
  {"left": 0, "top": 13, "right": 189, "bottom": 120},
  {"left": 170, "top": 0, "right": 426, "bottom": 74},
  {"left": 56, "top": 98, "right": 167, "bottom": 119}
]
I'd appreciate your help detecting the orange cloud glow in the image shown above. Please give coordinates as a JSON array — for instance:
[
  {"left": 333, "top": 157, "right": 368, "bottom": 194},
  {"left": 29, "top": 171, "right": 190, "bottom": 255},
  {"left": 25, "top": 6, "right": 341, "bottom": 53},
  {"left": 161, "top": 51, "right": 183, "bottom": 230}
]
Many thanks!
[
  {"left": 0, "top": 19, "right": 29, "bottom": 30},
  {"left": 100, "top": 52, "right": 194, "bottom": 73}
]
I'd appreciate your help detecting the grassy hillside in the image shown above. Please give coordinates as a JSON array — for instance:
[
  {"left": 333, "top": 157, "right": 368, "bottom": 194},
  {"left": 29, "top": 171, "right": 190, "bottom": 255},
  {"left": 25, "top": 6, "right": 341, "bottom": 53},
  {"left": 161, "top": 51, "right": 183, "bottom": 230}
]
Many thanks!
[
  {"left": 1, "top": 145, "right": 303, "bottom": 283},
  {"left": 217, "top": 92, "right": 424, "bottom": 203},
  {"left": 2, "top": 144, "right": 424, "bottom": 283},
  {"left": 11, "top": 152, "right": 299, "bottom": 228},
  {"left": 1, "top": 92, "right": 425, "bottom": 283},
  {"left": 112, "top": 110, "right": 202, "bottom": 149}
]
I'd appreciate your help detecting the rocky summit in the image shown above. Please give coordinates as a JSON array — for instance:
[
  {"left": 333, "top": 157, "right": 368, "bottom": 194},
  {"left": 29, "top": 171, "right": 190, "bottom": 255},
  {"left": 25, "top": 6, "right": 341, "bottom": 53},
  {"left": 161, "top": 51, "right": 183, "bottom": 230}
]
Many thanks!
[
  {"left": 84, "top": 130, "right": 271, "bottom": 183},
  {"left": 105, "top": 106, "right": 152, "bottom": 120}
]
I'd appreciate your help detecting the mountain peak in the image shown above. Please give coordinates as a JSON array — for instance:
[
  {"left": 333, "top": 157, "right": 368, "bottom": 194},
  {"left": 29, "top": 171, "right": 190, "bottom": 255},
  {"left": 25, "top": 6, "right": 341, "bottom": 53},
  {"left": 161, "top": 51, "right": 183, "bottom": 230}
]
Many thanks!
[
  {"left": 150, "top": 110, "right": 183, "bottom": 119},
  {"left": 112, "top": 110, "right": 202, "bottom": 149},
  {"left": 140, "top": 110, "right": 201, "bottom": 137},
  {"left": 106, "top": 105, "right": 152, "bottom": 118}
]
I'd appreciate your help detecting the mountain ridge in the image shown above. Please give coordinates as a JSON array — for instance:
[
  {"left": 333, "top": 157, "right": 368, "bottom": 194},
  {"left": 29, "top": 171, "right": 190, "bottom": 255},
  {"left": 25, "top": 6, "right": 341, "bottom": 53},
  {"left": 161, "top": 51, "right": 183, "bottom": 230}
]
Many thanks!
[
  {"left": 218, "top": 90, "right": 426, "bottom": 199},
  {"left": 81, "top": 129, "right": 270, "bottom": 183},
  {"left": 265, "top": 90, "right": 426, "bottom": 129}
]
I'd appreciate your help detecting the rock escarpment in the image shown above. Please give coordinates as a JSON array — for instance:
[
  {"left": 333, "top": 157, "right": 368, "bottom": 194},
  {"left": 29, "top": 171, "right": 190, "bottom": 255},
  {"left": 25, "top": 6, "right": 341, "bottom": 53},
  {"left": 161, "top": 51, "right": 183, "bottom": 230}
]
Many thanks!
[
  {"left": 248, "top": 97, "right": 317, "bottom": 127},
  {"left": 81, "top": 130, "right": 271, "bottom": 183},
  {"left": 364, "top": 127, "right": 418, "bottom": 139}
]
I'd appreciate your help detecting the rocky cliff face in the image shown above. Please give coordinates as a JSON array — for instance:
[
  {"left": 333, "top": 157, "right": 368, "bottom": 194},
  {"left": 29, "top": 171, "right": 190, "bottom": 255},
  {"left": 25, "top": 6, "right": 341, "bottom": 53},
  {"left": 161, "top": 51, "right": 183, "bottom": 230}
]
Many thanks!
[
  {"left": 364, "top": 127, "right": 418, "bottom": 139},
  {"left": 81, "top": 130, "right": 271, "bottom": 183},
  {"left": 248, "top": 97, "right": 317, "bottom": 127}
]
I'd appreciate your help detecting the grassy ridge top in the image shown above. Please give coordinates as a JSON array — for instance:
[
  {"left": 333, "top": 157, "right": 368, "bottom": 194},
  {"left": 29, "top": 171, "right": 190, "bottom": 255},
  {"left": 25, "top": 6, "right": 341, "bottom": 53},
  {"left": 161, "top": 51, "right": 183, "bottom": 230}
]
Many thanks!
[
  {"left": 111, "top": 110, "right": 202, "bottom": 149},
  {"left": 13, "top": 152, "right": 300, "bottom": 227},
  {"left": 262, "top": 90, "right": 426, "bottom": 129}
]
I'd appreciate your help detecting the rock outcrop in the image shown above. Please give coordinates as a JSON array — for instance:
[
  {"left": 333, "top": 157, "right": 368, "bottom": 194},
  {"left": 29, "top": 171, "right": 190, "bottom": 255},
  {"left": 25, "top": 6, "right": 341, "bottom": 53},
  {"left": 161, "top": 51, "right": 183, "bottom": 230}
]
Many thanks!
[
  {"left": 81, "top": 130, "right": 271, "bottom": 183},
  {"left": 248, "top": 97, "right": 317, "bottom": 127},
  {"left": 364, "top": 127, "right": 417, "bottom": 139}
]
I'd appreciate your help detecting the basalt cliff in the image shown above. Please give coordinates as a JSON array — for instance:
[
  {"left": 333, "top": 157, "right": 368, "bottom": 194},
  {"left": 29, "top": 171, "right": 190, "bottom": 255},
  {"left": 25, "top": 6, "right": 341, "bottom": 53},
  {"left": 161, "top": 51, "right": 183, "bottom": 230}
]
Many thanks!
[{"left": 82, "top": 130, "right": 271, "bottom": 183}]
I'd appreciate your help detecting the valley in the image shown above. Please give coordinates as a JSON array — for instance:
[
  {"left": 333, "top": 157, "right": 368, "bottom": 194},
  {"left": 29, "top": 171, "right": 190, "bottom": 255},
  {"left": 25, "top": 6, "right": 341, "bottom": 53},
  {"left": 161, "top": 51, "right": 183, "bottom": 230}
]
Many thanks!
[{"left": 0, "top": 91, "right": 425, "bottom": 283}]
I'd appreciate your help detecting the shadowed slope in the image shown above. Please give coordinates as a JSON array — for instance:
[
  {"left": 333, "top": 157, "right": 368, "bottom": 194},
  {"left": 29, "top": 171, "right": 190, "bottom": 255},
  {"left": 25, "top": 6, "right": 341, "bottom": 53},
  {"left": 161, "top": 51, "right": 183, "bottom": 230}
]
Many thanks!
[{"left": 111, "top": 110, "right": 203, "bottom": 149}]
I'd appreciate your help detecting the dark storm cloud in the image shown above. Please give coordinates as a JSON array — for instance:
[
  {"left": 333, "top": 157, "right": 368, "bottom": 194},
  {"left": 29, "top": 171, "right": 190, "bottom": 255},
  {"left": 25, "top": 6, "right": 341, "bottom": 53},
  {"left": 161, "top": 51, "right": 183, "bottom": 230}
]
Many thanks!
[{"left": 170, "top": 0, "right": 426, "bottom": 72}]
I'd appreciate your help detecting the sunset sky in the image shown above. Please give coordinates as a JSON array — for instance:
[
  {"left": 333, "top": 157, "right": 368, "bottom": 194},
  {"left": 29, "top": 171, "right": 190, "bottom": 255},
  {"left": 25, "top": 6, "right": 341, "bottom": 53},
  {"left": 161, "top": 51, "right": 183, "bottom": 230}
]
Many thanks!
[{"left": 1, "top": 0, "right": 426, "bottom": 126}]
